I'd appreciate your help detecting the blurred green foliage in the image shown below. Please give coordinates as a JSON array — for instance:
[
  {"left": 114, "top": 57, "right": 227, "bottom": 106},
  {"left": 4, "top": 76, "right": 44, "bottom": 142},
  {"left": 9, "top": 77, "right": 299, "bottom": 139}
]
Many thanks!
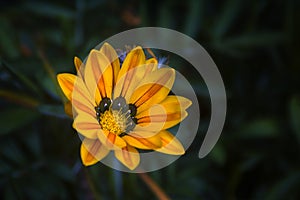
[{"left": 0, "top": 0, "right": 299, "bottom": 199}]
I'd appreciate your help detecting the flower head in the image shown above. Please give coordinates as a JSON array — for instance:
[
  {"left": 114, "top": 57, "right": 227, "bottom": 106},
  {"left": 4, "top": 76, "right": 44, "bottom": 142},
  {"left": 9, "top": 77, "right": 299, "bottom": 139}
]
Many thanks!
[{"left": 57, "top": 43, "right": 191, "bottom": 170}]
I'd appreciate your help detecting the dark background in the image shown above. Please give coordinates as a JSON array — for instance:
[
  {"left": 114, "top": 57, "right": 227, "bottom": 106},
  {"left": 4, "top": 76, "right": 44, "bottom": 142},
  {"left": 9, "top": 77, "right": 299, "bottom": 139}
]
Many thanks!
[{"left": 0, "top": 0, "right": 299, "bottom": 199}]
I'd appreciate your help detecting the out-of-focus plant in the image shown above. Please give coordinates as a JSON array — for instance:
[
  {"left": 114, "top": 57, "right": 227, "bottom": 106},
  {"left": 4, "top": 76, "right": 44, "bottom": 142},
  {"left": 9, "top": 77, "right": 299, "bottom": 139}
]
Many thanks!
[{"left": 0, "top": 0, "right": 299, "bottom": 199}]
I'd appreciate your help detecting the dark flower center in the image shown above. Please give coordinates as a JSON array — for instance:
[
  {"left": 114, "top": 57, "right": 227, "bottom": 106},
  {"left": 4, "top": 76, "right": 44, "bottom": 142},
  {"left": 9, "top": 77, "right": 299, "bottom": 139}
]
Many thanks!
[{"left": 95, "top": 97, "right": 137, "bottom": 136}]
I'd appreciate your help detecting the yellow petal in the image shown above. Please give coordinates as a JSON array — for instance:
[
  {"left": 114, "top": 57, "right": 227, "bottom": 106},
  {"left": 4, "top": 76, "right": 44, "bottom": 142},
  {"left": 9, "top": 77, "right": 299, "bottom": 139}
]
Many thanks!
[
  {"left": 134, "top": 112, "right": 187, "bottom": 135},
  {"left": 156, "top": 130, "right": 185, "bottom": 155},
  {"left": 99, "top": 43, "right": 120, "bottom": 86},
  {"left": 73, "top": 112, "right": 99, "bottom": 139},
  {"left": 71, "top": 77, "right": 100, "bottom": 139},
  {"left": 114, "top": 47, "right": 146, "bottom": 99},
  {"left": 114, "top": 64, "right": 157, "bottom": 102},
  {"left": 74, "top": 56, "right": 83, "bottom": 71},
  {"left": 72, "top": 77, "right": 96, "bottom": 117},
  {"left": 97, "top": 130, "right": 127, "bottom": 150},
  {"left": 129, "top": 68, "right": 175, "bottom": 114},
  {"left": 146, "top": 57, "right": 158, "bottom": 64},
  {"left": 64, "top": 101, "right": 73, "bottom": 117},
  {"left": 122, "top": 132, "right": 162, "bottom": 150},
  {"left": 144, "top": 57, "right": 158, "bottom": 76},
  {"left": 57, "top": 73, "right": 76, "bottom": 100},
  {"left": 81, "top": 138, "right": 109, "bottom": 166},
  {"left": 122, "top": 58, "right": 158, "bottom": 99},
  {"left": 84, "top": 49, "right": 113, "bottom": 102},
  {"left": 114, "top": 145, "right": 140, "bottom": 170},
  {"left": 136, "top": 95, "right": 192, "bottom": 131}
]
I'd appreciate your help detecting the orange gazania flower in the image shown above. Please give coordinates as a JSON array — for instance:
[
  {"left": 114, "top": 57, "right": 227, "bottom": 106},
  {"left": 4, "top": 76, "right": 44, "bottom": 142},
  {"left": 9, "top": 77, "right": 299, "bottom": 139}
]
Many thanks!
[{"left": 57, "top": 43, "right": 191, "bottom": 170}]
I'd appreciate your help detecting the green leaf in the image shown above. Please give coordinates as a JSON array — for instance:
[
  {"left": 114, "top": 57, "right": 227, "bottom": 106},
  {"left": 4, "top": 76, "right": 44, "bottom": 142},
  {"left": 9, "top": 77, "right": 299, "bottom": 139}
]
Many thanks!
[
  {"left": 0, "top": 60, "right": 41, "bottom": 96},
  {"left": 212, "top": 32, "right": 285, "bottom": 57},
  {"left": 4, "top": 184, "right": 20, "bottom": 200},
  {"left": 0, "top": 18, "right": 19, "bottom": 59},
  {"left": 85, "top": 0, "right": 106, "bottom": 10},
  {"left": 265, "top": 171, "right": 300, "bottom": 200},
  {"left": 23, "top": 2, "right": 75, "bottom": 19},
  {"left": 48, "top": 162, "right": 75, "bottom": 182},
  {"left": 22, "top": 172, "right": 67, "bottom": 199},
  {"left": 221, "top": 32, "right": 285, "bottom": 48},
  {"left": 239, "top": 118, "right": 280, "bottom": 138},
  {"left": 157, "top": 2, "right": 172, "bottom": 28},
  {"left": 37, "top": 104, "right": 67, "bottom": 118},
  {"left": 209, "top": 143, "right": 226, "bottom": 165},
  {"left": 37, "top": 49, "right": 64, "bottom": 98},
  {"left": 22, "top": 132, "right": 42, "bottom": 158},
  {"left": 0, "top": 159, "right": 11, "bottom": 177},
  {"left": 40, "top": 75, "right": 60, "bottom": 98},
  {"left": 213, "top": 0, "right": 242, "bottom": 39},
  {"left": 0, "top": 90, "right": 40, "bottom": 108},
  {"left": 1, "top": 140, "right": 27, "bottom": 165},
  {"left": 183, "top": 0, "right": 203, "bottom": 37},
  {"left": 0, "top": 108, "right": 39, "bottom": 135},
  {"left": 240, "top": 155, "right": 264, "bottom": 171},
  {"left": 289, "top": 96, "right": 300, "bottom": 143}
]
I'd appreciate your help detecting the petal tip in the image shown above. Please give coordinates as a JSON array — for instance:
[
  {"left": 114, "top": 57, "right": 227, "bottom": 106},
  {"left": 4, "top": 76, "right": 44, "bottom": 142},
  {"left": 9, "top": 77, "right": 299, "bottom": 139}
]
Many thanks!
[
  {"left": 74, "top": 56, "right": 83, "bottom": 71},
  {"left": 115, "top": 146, "right": 140, "bottom": 170}
]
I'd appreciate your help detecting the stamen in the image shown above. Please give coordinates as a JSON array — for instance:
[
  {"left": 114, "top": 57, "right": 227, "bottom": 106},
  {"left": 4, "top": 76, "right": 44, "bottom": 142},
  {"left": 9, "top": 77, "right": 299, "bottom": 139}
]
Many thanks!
[
  {"left": 99, "top": 110, "right": 126, "bottom": 135},
  {"left": 126, "top": 117, "right": 137, "bottom": 132},
  {"left": 96, "top": 97, "right": 138, "bottom": 136},
  {"left": 112, "top": 96, "right": 128, "bottom": 113}
]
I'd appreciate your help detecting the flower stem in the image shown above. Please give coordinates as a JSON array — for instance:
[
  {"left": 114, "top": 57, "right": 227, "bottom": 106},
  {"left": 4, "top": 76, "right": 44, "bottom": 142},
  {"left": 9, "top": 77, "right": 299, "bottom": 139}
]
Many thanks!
[{"left": 138, "top": 173, "right": 170, "bottom": 200}]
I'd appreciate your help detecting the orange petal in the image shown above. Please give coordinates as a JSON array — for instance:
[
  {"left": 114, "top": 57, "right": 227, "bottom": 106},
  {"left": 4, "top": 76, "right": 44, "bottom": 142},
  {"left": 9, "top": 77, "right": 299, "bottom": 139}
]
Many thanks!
[
  {"left": 114, "top": 47, "right": 146, "bottom": 99},
  {"left": 64, "top": 101, "right": 73, "bottom": 117},
  {"left": 123, "top": 58, "right": 159, "bottom": 98},
  {"left": 114, "top": 145, "right": 140, "bottom": 170},
  {"left": 72, "top": 77, "right": 96, "bottom": 117},
  {"left": 129, "top": 68, "right": 175, "bottom": 114},
  {"left": 71, "top": 77, "right": 100, "bottom": 139},
  {"left": 80, "top": 138, "right": 109, "bottom": 166},
  {"left": 146, "top": 58, "right": 158, "bottom": 64},
  {"left": 97, "top": 130, "right": 127, "bottom": 150},
  {"left": 99, "top": 43, "right": 120, "bottom": 86},
  {"left": 136, "top": 95, "right": 192, "bottom": 131},
  {"left": 156, "top": 130, "right": 185, "bottom": 155},
  {"left": 73, "top": 112, "right": 99, "bottom": 139},
  {"left": 57, "top": 73, "right": 76, "bottom": 100},
  {"left": 114, "top": 65, "right": 158, "bottom": 103},
  {"left": 122, "top": 132, "right": 162, "bottom": 150},
  {"left": 74, "top": 56, "right": 83, "bottom": 71},
  {"left": 84, "top": 49, "right": 113, "bottom": 101},
  {"left": 144, "top": 58, "right": 158, "bottom": 76}
]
